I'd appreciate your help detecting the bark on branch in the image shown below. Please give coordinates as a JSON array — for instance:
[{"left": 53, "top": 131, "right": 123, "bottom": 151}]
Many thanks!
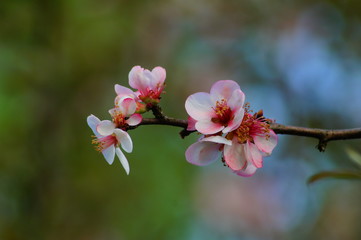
[{"left": 131, "top": 117, "right": 361, "bottom": 152}]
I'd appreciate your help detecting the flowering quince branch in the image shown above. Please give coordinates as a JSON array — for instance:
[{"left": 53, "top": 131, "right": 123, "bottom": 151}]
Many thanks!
[
  {"left": 87, "top": 65, "right": 361, "bottom": 176},
  {"left": 135, "top": 120, "right": 361, "bottom": 151},
  {"left": 270, "top": 124, "right": 361, "bottom": 152}
]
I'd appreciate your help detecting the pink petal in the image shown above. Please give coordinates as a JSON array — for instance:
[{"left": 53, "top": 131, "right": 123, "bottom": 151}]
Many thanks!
[
  {"left": 246, "top": 141, "right": 263, "bottom": 168},
  {"left": 233, "top": 163, "right": 257, "bottom": 177},
  {"left": 87, "top": 115, "right": 101, "bottom": 136},
  {"left": 117, "top": 97, "right": 136, "bottom": 116},
  {"left": 141, "top": 70, "right": 153, "bottom": 88},
  {"left": 210, "top": 80, "right": 241, "bottom": 102},
  {"left": 185, "top": 141, "right": 221, "bottom": 166},
  {"left": 187, "top": 116, "right": 197, "bottom": 131},
  {"left": 151, "top": 66, "right": 166, "bottom": 87},
  {"left": 114, "top": 84, "right": 134, "bottom": 97},
  {"left": 96, "top": 120, "right": 115, "bottom": 136},
  {"left": 227, "top": 89, "right": 245, "bottom": 110},
  {"left": 113, "top": 129, "right": 133, "bottom": 153},
  {"left": 222, "top": 107, "right": 244, "bottom": 133},
  {"left": 254, "top": 130, "right": 278, "bottom": 155},
  {"left": 223, "top": 139, "right": 247, "bottom": 170},
  {"left": 108, "top": 108, "right": 118, "bottom": 117},
  {"left": 201, "top": 136, "right": 232, "bottom": 145},
  {"left": 102, "top": 145, "right": 115, "bottom": 165},
  {"left": 126, "top": 113, "right": 142, "bottom": 126},
  {"left": 185, "top": 92, "right": 214, "bottom": 121},
  {"left": 115, "top": 147, "right": 130, "bottom": 175},
  {"left": 195, "top": 120, "right": 224, "bottom": 135},
  {"left": 129, "top": 66, "right": 147, "bottom": 92}
]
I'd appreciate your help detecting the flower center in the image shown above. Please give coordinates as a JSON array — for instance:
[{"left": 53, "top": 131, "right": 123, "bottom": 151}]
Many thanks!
[
  {"left": 228, "top": 108, "right": 271, "bottom": 144},
  {"left": 139, "top": 84, "right": 164, "bottom": 103},
  {"left": 92, "top": 134, "right": 117, "bottom": 152},
  {"left": 211, "top": 99, "right": 233, "bottom": 125},
  {"left": 110, "top": 108, "right": 127, "bottom": 129}
]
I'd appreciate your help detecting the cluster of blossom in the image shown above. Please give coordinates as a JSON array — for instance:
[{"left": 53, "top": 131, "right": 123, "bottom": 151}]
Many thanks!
[
  {"left": 87, "top": 66, "right": 278, "bottom": 177},
  {"left": 87, "top": 66, "right": 166, "bottom": 174},
  {"left": 185, "top": 80, "right": 278, "bottom": 177}
]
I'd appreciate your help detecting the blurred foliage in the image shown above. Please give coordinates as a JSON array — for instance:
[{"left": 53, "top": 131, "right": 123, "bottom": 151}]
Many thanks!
[{"left": 1, "top": 0, "right": 361, "bottom": 239}]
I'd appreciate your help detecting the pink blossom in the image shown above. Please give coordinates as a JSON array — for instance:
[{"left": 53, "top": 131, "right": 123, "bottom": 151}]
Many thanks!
[
  {"left": 128, "top": 65, "right": 166, "bottom": 104},
  {"left": 185, "top": 136, "right": 232, "bottom": 166},
  {"left": 110, "top": 96, "right": 142, "bottom": 128},
  {"left": 114, "top": 84, "right": 146, "bottom": 113},
  {"left": 185, "top": 80, "right": 245, "bottom": 135},
  {"left": 87, "top": 114, "right": 132, "bottom": 174},
  {"left": 86, "top": 97, "right": 142, "bottom": 174},
  {"left": 224, "top": 111, "right": 278, "bottom": 177},
  {"left": 185, "top": 108, "right": 278, "bottom": 177}
]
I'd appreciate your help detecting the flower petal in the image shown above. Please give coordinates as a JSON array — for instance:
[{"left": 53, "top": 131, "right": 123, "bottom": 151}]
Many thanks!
[
  {"left": 114, "top": 84, "right": 135, "bottom": 97},
  {"left": 227, "top": 89, "right": 245, "bottom": 110},
  {"left": 195, "top": 120, "right": 224, "bottom": 135},
  {"left": 128, "top": 66, "right": 144, "bottom": 90},
  {"left": 185, "top": 141, "right": 221, "bottom": 166},
  {"left": 185, "top": 92, "right": 214, "bottom": 121},
  {"left": 254, "top": 130, "right": 278, "bottom": 155},
  {"left": 222, "top": 107, "right": 244, "bottom": 133},
  {"left": 115, "top": 147, "right": 130, "bottom": 175},
  {"left": 246, "top": 141, "right": 263, "bottom": 168},
  {"left": 151, "top": 66, "right": 166, "bottom": 87},
  {"left": 126, "top": 113, "right": 142, "bottom": 126},
  {"left": 96, "top": 120, "right": 115, "bottom": 136},
  {"left": 223, "top": 139, "right": 247, "bottom": 171},
  {"left": 102, "top": 145, "right": 115, "bottom": 165},
  {"left": 201, "top": 136, "right": 232, "bottom": 145},
  {"left": 114, "top": 129, "right": 133, "bottom": 153},
  {"left": 210, "top": 80, "right": 240, "bottom": 102},
  {"left": 87, "top": 114, "right": 101, "bottom": 136},
  {"left": 187, "top": 116, "right": 197, "bottom": 131},
  {"left": 117, "top": 97, "right": 136, "bottom": 116},
  {"left": 233, "top": 163, "right": 257, "bottom": 177}
]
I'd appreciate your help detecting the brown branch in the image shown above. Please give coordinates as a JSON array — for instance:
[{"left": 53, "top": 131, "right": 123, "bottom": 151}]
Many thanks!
[
  {"left": 132, "top": 117, "right": 361, "bottom": 152},
  {"left": 270, "top": 123, "right": 361, "bottom": 151}
]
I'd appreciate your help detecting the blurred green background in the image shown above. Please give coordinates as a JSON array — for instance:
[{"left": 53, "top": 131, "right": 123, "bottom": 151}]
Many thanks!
[{"left": 1, "top": 0, "right": 361, "bottom": 239}]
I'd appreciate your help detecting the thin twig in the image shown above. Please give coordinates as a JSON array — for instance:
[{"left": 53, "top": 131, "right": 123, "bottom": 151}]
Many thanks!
[
  {"left": 270, "top": 123, "right": 361, "bottom": 151},
  {"left": 149, "top": 104, "right": 165, "bottom": 120},
  {"left": 131, "top": 117, "right": 361, "bottom": 152}
]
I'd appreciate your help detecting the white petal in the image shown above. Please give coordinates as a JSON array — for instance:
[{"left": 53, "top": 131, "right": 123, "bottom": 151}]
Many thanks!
[
  {"left": 246, "top": 141, "right": 263, "bottom": 168},
  {"left": 114, "top": 129, "right": 133, "bottom": 153},
  {"left": 151, "top": 66, "right": 166, "bottom": 87},
  {"left": 102, "top": 145, "right": 115, "bottom": 165},
  {"left": 185, "top": 141, "right": 221, "bottom": 166},
  {"left": 195, "top": 120, "right": 224, "bottom": 135},
  {"left": 126, "top": 114, "right": 142, "bottom": 126},
  {"left": 185, "top": 92, "right": 214, "bottom": 121},
  {"left": 222, "top": 107, "right": 244, "bottom": 133},
  {"left": 115, "top": 147, "right": 130, "bottom": 175},
  {"left": 117, "top": 97, "right": 136, "bottom": 116},
  {"left": 210, "top": 80, "right": 240, "bottom": 102},
  {"left": 227, "top": 89, "right": 245, "bottom": 110},
  {"left": 201, "top": 136, "right": 232, "bottom": 145},
  {"left": 96, "top": 120, "right": 115, "bottom": 136},
  {"left": 128, "top": 66, "right": 144, "bottom": 90},
  {"left": 87, "top": 115, "right": 101, "bottom": 136},
  {"left": 114, "top": 84, "right": 135, "bottom": 97},
  {"left": 223, "top": 139, "right": 247, "bottom": 170},
  {"left": 233, "top": 163, "right": 257, "bottom": 177},
  {"left": 254, "top": 130, "right": 278, "bottom": 155},
  {"left": 141, "top": 70, "right": 153, "bottom": 89}
]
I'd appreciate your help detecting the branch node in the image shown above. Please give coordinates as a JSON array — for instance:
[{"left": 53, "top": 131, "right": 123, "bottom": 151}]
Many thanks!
[
  {"left": 150, "top": 104, "right": 165, "bottom": 120},
  {"left": 317, "top": 139, "right": 328, "bottom": 152},
  {"left": 179, "top": 129, "right": 194, "bottom": 139}
]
